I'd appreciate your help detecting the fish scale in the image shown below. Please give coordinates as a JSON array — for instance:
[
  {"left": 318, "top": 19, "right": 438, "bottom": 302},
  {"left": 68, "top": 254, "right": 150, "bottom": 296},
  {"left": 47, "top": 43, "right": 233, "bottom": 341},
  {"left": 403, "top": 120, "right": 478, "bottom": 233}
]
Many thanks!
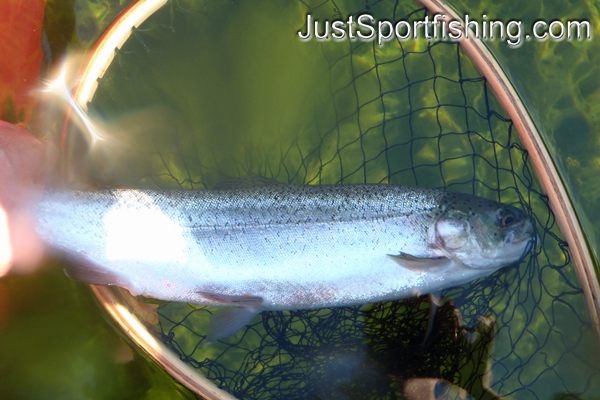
[{"left": 182, "top": 184, "right": 443, "bottom": 226}]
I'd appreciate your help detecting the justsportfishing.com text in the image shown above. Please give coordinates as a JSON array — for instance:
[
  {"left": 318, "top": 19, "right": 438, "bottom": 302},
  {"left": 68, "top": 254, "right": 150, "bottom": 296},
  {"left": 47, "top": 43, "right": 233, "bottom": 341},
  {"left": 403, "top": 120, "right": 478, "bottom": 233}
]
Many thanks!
[{"left": 298, "top": 14, "right": 592, "bottom": 47}]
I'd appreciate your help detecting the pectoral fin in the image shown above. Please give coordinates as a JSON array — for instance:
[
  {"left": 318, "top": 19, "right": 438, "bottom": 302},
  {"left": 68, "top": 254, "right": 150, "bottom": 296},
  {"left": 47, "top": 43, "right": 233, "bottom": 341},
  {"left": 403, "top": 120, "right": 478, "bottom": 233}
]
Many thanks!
[
  {"left": 388, "top": 252, "right": 452, "bottom": 272},
  {"left": 423, "top": 291, "right": 443, "bottom": 345},
  {"left": 429, "top": 291, "right": 443, "bottom": 307},
  {"left": 205, "top": 308, "right": 261, "bottom": 345}
]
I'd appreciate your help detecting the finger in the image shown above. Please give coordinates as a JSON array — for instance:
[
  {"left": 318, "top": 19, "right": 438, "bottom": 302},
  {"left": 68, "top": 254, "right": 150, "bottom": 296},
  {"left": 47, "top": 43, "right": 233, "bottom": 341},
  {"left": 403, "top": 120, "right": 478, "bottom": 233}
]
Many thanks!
[
  {"left": 6, "top": 210, "right": 45, "bottom": 274},
  {"left": 0, "top": 121, "right": 47, "bottom": 210},
  {"left": 0, "top": 121, "right": 54, "bottom": 274},
  {"left": 0, "top": 206, "right": 11, "bottom": 277}
]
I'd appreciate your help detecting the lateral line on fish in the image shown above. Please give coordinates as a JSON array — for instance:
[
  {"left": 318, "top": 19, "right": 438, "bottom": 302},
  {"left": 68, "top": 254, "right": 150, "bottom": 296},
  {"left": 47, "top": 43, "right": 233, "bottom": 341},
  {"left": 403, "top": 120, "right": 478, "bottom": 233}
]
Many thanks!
[{"left": 181, "top": 213, "right": 425, "bottom": 230}]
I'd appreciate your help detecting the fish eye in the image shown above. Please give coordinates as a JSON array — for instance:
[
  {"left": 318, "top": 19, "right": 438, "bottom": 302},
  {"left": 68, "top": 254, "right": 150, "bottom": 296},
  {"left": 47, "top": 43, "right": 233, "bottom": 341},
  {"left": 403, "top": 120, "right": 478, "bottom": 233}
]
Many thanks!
[{"left": 500, "top": 212, "right": 516, "bottom": 227}]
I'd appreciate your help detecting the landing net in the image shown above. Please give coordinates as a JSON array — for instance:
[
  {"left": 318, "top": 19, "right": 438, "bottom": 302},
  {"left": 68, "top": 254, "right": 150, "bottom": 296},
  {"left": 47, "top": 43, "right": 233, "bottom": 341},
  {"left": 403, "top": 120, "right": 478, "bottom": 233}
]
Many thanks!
[{"left": 81, "top": 0, "right": 600, "bottom": 398}]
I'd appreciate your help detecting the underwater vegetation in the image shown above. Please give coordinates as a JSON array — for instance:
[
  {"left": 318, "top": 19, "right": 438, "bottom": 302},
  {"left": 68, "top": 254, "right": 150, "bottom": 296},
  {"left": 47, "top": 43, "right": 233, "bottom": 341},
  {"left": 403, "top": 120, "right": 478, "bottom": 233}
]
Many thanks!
[{"left": 447, "top": 0, "right": 600, "bottom": 278}]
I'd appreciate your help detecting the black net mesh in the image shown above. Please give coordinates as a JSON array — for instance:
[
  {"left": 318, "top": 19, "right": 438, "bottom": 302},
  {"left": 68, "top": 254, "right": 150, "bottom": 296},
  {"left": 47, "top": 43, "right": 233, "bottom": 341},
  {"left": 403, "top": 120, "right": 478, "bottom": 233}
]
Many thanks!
[{"left": 77, "top": 0, "right": 600, "bottom": 399}]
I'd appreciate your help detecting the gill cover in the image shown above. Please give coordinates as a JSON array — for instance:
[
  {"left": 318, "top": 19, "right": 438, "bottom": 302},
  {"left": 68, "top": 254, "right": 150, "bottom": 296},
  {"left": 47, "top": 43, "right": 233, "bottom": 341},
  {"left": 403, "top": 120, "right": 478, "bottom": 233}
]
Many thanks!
[
  {"left": 435, "top": 209, "right": 470, "bottom": 251},
  {"left": 434, "top": 193, "right": 533, "bottom": 270}
]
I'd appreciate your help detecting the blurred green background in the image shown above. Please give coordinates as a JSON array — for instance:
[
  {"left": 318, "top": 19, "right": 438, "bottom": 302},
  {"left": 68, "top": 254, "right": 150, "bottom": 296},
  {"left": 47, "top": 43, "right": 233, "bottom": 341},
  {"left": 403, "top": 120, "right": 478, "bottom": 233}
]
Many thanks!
[
  {"left": 448, "top": 0, "right": 600, "bottom": 305},
  {"left": 0, "top": 0, "right": 599, "bottom": 399}
]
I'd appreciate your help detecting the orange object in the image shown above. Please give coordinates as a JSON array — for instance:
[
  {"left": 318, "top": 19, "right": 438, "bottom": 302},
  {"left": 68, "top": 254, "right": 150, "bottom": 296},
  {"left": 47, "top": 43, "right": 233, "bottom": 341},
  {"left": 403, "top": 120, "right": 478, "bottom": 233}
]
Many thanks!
[
  {"left": 0, "top": 0, "right": 46, "bottom": 126},
  {"left": 0, "top": 121, "right": 48, "bottom": 274}
]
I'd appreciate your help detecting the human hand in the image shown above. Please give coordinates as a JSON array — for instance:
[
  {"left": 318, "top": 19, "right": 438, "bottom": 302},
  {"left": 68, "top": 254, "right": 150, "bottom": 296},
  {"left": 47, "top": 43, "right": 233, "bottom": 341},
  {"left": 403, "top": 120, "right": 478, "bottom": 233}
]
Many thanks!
[{"left": 0, "top": 121, "right": 57, "bottom": 276}]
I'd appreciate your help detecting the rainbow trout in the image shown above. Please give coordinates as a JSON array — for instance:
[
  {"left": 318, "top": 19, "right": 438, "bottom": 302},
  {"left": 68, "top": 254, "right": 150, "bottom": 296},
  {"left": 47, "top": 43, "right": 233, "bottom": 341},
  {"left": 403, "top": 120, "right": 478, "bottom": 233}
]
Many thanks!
[{"left": 36, "top": 182, "right": 533, "bottom": 340}]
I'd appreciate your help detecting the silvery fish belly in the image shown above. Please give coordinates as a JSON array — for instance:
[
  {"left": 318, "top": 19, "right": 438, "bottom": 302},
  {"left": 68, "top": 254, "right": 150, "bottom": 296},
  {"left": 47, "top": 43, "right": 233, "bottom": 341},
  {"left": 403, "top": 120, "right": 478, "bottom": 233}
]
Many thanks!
[{"left": 36, "top": 183, "right": 533, "bottom": 339}]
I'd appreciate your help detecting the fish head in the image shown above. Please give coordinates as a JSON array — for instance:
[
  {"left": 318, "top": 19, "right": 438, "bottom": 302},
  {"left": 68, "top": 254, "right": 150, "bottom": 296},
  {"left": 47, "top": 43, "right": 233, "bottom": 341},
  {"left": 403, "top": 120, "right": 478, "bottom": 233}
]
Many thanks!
[{"left": 433, "top": 193, "right": 534, "bottom": 270}]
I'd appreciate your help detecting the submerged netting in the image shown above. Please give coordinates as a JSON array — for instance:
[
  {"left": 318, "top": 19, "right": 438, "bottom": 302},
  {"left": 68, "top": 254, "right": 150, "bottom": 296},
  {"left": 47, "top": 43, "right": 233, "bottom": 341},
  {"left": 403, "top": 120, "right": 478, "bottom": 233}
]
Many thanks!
[{"left": 76, "top": 0, "right": 600, "bottom": 399}]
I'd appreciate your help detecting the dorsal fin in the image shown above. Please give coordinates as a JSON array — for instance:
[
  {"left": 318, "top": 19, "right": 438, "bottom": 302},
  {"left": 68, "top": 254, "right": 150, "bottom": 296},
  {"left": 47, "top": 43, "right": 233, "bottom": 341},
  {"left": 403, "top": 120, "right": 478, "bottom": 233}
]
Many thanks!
[{"left": 211, "top": 175, "right": 285, "bottom": 190}]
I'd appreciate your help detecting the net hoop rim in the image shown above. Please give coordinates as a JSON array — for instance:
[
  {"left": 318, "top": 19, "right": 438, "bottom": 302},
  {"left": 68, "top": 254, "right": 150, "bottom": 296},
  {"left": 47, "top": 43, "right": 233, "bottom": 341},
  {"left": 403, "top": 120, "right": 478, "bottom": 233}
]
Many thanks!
[
  {"left": 68, "top": 0, "right": 238, "bottom": 398},
  {"left": 64, "top": 0, "right": 600, "bottom": 398},
  {"left": 413, "top": 0, "right": 600, "bottom": 340},
  {"left": 90, "top": 286, "right": 237, "bottom": 400}
]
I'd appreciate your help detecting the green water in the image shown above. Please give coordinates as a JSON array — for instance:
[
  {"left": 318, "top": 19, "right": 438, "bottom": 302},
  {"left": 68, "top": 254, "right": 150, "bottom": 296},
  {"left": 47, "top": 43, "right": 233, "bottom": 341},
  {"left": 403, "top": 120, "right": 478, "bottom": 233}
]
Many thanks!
[
  {"left": 0, "top": 1, "right": 195, "bottom": 399},
  {"left": 445, "top": 0, "right": 600, "bottom": 288},
  {"left": 0, "top": 266, "right": 195, "bottom": 399},
  {"left": 1, "top": 0, "right": 600, "bottom": 399}
]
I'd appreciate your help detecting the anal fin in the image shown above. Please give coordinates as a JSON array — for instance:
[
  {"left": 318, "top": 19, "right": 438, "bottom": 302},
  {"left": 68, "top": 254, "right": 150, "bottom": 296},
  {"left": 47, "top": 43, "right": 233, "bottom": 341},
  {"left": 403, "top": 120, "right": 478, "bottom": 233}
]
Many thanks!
[
  {"left": 64, "top": 256, "right": 117, "bottom": 285},
  {"left": 63, "top": 253, "right": 137, "bottom": 294},
  {"left": 197, "top": 291, "right": 263, "bottom": 305}
]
